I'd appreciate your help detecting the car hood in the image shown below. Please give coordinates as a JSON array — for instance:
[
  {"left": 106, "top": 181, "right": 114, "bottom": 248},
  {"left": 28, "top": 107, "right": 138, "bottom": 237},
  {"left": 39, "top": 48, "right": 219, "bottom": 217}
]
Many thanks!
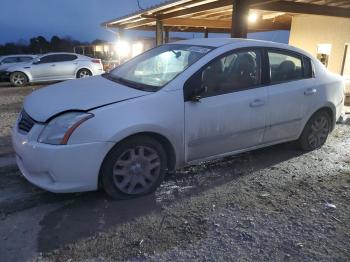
[{"left": 24, "top": 76, "right": 151, "bottom": 122}]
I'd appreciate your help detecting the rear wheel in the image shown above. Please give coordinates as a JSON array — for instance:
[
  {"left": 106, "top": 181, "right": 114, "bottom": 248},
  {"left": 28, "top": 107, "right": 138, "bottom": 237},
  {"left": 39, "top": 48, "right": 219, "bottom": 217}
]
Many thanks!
[
  {"left": 10, "top": 72, "right": 28, "bottom": 87},
  {"left": 299, "top": 110, "right": 331, "bottom": 151},
  {"left": 101, "top": 136, "right": 167, "bottom": 199},
  {"left": 76, "top": 68, "right": 92, "bottom": 78}
]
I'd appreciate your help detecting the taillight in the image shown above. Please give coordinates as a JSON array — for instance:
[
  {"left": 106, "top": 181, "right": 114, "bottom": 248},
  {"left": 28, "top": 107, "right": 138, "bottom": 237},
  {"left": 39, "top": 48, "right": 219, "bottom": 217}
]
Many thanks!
[{"left": 91, "top": 59, "right": 101, "bottom": 64}]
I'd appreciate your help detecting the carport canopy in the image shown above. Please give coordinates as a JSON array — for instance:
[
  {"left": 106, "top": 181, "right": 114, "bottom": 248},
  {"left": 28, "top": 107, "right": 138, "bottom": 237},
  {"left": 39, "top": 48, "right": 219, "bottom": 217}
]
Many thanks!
[{"left": 102, "top": 0, "right": 350, "bottom": 45}]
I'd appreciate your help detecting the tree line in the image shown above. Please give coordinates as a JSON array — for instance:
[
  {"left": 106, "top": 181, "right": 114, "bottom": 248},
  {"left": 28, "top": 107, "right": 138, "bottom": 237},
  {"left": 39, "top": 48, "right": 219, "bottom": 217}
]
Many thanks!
[{"left": 0, "top": 36, "right": 104, "bottom": 56}]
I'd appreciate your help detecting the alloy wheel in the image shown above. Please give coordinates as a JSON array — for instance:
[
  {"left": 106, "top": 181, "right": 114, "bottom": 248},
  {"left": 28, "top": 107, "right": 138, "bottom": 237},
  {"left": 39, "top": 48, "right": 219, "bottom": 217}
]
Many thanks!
[
  {"left": 112, "top": 146, "right": 161, "bottom": 195},
  {"left": 78, "top": 70, "right": 91, "bottom": 78},
  {"left": 12, "top": 73, "right": 26, "bottom": 86},
  {"left": 307, "top": 115, "right": 329, "bottom": 148}
]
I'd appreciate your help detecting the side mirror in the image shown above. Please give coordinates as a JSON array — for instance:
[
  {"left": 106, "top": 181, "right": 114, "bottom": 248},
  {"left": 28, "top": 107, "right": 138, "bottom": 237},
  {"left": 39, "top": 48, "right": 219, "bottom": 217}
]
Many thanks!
[
  {"left": 32, "top": 58, "right": 40, "bottom": 64},
  {"left": 190, "top": 86, "right": 206, "bottom": 102}
]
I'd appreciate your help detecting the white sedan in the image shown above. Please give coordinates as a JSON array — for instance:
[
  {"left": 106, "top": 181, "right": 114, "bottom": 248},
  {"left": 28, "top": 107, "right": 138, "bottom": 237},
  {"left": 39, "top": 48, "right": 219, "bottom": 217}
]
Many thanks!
[{"left": 12, "top": 39, "right": 344, "bottom": 199}]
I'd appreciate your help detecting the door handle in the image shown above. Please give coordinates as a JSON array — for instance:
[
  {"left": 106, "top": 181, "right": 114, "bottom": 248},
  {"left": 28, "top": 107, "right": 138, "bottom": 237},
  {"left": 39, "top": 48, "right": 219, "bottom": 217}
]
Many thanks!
[
  {"left": 304, "top": 88, "right": 317, "bottom": 96},
  {"left": 50, "top": 64, "right": 56, "bottom": 67},
  {"left": 250, "top": 99, "right": 265, "bottom": 108}
]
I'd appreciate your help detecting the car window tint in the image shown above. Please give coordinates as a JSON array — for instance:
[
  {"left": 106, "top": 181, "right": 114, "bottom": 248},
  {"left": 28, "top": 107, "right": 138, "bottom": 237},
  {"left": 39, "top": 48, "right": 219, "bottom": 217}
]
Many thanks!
[
  {"left": 39, "top": 55, "right": 57, "bottom": 63},
  {"left": 2, "top": 57, "right": 18, "bottom": 63},
  {"left": 201, "top": 50, "right": 261, "bottom": 97},
  {"left": 303, "top": 56, "right": 314, "bottom": 78},
  {"left": 19, "top": 56, "right": 33, "bottom": 62},
  {"left": 268, "top": 51, "right": 303, "bottom": 83},
  {"left": 54, "top": 54, "right": 78, "bottom": 62}
]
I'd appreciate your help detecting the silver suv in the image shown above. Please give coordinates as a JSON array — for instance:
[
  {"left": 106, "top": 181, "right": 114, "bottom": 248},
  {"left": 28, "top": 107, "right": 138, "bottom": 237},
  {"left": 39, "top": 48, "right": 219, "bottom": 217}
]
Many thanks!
[{"left": 6, "top": 52, "right": 104, "bottom": 87}]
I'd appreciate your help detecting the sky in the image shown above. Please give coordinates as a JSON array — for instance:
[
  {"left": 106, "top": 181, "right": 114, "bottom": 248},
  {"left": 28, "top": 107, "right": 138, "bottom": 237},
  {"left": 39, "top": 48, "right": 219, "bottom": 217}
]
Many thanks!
[{"left": 0, "top": 0, "right": 289, "bottom": 44}]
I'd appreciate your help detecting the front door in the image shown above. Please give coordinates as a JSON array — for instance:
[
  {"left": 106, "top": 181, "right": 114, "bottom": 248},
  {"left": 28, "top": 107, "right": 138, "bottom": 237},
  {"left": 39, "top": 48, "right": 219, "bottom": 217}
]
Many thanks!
[
  {"left": 184, "top": 49, "right": 268, "bottom": 162},
  {"left": 30, "top": 54, "right": 58, "bottom": 80}
]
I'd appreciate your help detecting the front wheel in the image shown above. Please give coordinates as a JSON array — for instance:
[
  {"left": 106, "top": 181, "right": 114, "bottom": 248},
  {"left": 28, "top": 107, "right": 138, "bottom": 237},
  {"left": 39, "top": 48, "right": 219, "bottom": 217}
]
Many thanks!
[
  {"left": 101, "top": 136, "right": 167, "bottom": 199},
  {"left": 299, "top": 110, "right": 331, "bottom": 151},
  {"left": 10, "top": 72, "right": 28, "bottom": 87}
]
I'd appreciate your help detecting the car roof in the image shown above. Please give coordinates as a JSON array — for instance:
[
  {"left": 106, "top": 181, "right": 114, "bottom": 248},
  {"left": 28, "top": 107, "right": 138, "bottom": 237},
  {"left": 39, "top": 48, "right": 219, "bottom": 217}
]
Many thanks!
[
  {"left": 171, "top": 38, "right": 312, "bottom": 57},
  {"left": 1, "top": 54, "right": 35, "bottom": 58},
  {"left": 39, "top": 52, "right": 80, "bottom": 56}
]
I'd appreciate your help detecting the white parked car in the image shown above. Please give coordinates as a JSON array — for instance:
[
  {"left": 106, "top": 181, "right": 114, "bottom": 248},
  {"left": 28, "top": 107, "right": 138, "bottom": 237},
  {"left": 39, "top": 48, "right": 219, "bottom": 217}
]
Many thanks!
[
  {"left": 5, "top": 52, "right": 104, "bottom": 87},
  {"left": 12, "top": 39, "right": 344, "bottom": 199},
  {"left": 0, "top": 55, "right": 35, "bottom": 81}
]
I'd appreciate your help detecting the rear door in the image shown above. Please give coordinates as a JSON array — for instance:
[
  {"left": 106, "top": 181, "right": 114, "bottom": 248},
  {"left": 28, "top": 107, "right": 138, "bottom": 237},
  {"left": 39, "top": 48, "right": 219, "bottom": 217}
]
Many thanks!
[
  {"left": 264, "top": 49, "right": 317, "bottom": 143},
  {"left": 184, "top": 48, "right": 268, "bottom": 162}
]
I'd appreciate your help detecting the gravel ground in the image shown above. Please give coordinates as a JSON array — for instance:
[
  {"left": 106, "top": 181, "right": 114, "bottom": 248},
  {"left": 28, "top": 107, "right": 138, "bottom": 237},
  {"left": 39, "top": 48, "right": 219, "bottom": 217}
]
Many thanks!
[
  {"left": 0, "top": 83, "right": 43, "bottom": 156},
  {"left": 36, "top": 125, "right": 350, "bottom": 262}
]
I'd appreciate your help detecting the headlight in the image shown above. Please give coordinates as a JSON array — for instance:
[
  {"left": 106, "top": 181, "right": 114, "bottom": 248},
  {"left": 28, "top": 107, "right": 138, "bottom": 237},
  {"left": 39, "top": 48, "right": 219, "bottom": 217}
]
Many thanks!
[{"left": 38, "top": 112, "right": 94, "bottom": 145}]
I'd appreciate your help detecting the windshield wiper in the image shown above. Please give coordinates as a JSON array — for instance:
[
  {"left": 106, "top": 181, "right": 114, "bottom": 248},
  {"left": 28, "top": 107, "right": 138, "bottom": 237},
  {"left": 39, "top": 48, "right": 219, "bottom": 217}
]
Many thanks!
[{"left": 102, "top": 73, "right": 158, "bottom": 92}]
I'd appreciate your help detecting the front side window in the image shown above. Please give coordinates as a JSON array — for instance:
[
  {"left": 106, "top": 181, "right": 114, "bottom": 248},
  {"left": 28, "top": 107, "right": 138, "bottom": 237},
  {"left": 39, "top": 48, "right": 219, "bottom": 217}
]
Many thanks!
[
  {"left": 268, "top": 51, "right": 303, "bottom": 83},
  {"left": 200, "top": 50, "right": 261, "bottom": 97},
  {"left": 38, "top": 55, "right": 56, "bottom": 64},
  {"left": 107, "top": 44, "right": 212, "bottom": 91},
  {"left": 55, "top": 54, "right": 77, "bottom": 62},
  {"left": 19, "top": 56, "right": 33, "bottom": 62}
]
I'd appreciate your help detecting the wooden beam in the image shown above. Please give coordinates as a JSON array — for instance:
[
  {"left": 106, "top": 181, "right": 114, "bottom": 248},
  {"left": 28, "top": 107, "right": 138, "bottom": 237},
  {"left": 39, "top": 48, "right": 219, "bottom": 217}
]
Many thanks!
[
  {"left": 256, "top": 1, "right": 350, "bottom": 18},
  {"left": 135, "top": 22, "right": 290, "bottom": 33},
  {"left": 157, "top": 0, "right": 233, "bottom": 20},
  {"left": 163, "top": 18, "right": 232, "bottom": 28},
  {"left": 121, "top": 18, "right": 155, "bottom": 29}
]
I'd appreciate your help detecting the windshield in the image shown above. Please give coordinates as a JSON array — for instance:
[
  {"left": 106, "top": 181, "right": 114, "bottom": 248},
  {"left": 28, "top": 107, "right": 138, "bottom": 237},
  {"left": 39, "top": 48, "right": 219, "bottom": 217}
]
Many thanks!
[{"left": 106, "top": 44, "right": 213, "bottom": 91}]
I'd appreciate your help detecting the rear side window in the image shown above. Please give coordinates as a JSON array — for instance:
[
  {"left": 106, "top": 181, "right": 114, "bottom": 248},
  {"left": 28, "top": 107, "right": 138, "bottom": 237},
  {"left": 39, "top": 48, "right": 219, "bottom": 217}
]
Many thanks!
[
  {"left": 303, "top": 56, "right": 314, "bottom": 78},
  {"left": 268, "top": 51, "right": 303, "bottom": 84}
]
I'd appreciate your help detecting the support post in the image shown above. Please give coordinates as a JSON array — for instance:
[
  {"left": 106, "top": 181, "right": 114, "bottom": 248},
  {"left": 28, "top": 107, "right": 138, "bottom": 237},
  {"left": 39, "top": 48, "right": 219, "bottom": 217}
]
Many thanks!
[
  {"left": 118, "top": 28, "right": 125, "bottom": 40},
  {"left": 231, "top": 0, "right": 249, "bottom": 38},
  {"left": 204, "top": 28, "right": 209, "bottom": 38},
  {"left": 156, "top": 20, "right": 164, "bottom": 46},
  {"left": 164, "top": 29, "right": 170, "bottom": 43}
]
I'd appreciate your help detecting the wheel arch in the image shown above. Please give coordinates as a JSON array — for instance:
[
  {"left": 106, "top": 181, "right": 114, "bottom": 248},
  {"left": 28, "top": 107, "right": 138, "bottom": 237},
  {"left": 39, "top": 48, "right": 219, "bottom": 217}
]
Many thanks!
[
  {"left": 75, "top": 67, "right": 93, "bottom": 77},
  {"left": 10, "top": 71, "right": 30, "bottom": 82},
  {"left": 299, "top": 105, "right": 335, "bottom": 139},
  {"left": 98, "top": 131, "right": 177, "bottom": 188}
]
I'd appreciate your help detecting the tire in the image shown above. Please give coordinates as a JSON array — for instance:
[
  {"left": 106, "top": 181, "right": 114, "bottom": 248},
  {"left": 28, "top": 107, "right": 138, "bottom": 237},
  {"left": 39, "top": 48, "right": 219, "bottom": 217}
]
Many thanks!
[
  {"left": 76, "top": 68, "right": 92, "bottom": 78},
  {"left": 101, "top": 136, "right": 167, "bottom": 199},
  {"left": 299, "top": 110, "right": 331, "bottom": 151},
  {"left": 10, "top": 72, "right": 28, "bottom": 87}
]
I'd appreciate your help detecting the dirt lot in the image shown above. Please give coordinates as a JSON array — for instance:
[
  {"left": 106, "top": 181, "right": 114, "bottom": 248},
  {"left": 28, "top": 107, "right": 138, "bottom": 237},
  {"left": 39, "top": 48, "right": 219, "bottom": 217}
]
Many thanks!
[
  {"left": 0, "top": 82, "right": 349, "bottom": 261},
  {"left": 0, "top": 83, "right": 43, "bottom": 156}
]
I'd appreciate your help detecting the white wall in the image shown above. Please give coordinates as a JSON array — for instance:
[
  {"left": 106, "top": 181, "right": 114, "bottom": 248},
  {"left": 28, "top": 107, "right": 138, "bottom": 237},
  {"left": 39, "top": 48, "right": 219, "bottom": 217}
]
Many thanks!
[{"left": 289, "top": 15, "right": 350, "bottom": 75}]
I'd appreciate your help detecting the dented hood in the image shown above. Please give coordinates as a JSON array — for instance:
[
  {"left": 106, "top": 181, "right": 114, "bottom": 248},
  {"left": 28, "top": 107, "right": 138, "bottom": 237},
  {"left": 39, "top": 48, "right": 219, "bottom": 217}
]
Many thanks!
[{"left": 23, "top": 76, "right": 150, "bottom": 122}]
